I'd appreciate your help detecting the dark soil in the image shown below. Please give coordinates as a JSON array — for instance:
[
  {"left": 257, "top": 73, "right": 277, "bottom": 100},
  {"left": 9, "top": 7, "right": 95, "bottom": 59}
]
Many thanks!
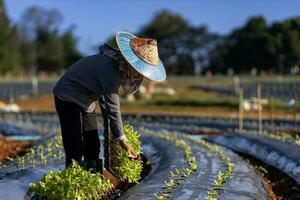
[
  {"left": 190, "top": 129, "right": 224, "bottom": 136},
  {"left": 0, "top": 138, "right": 33, "bottom": 162},
  {"left": 239, "top": 153, "right": 300, "bottom": 200},
  {"left": 271, "top": 129, "right": 300, "bottom": 137}
]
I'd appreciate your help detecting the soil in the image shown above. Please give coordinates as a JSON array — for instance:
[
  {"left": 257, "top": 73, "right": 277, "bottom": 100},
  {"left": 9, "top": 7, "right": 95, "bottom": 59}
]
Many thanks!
[
  {"left": 271, "top": 130, "right": 300, "bottom": 137},
  {"left": 0, "top": 137, "right": 33, "bottom": 162},
  {"left": 239, "top": 153, "right": 300, "bottom": 200},
  {"left": 189, "top": 129, "right": 224, "bottom": 136}
]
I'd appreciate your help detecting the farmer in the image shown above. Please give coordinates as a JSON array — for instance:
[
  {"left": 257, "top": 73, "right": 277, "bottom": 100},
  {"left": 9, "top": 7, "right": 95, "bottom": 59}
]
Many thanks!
[{"left": 53, "top": 31, "right": 166, "bottom": 172}]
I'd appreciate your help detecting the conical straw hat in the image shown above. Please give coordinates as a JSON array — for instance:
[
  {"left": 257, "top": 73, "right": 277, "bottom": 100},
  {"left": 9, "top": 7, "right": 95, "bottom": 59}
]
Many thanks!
[{"left": 116, "top": 31, "right": 166, "bottom": 82}]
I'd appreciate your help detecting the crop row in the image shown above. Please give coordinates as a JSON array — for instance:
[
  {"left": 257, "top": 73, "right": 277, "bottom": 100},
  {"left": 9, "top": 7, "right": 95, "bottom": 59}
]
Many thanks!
[
  {"left": 1, "top": 111, "right": 298, "bottom": 155},
  {"left": 141, "top": 127, "right": 235, "bottom": 200},
  {"left": 0, "top": 134, "right": 64, "bottom": 177},
  {"left": 193, "top": 81, "right": 300, "bottom": 101},
  {"left": 1, "top": 111, "right": 298, "bottom": 132},
  {"left": 192, "top": 138, "right": 235, "bottom": 200},
  {"left": 140, "top": 128, "right": 198, "bottom": 200},
  {"left": 0, "top": 81, "right": 55, "bottom": 101}
]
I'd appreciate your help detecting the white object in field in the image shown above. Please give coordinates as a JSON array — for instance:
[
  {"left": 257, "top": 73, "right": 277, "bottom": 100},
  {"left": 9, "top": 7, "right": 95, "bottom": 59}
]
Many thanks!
[
  {"left": 32, "top": 76, "right": 39, "bottom": 95},
  {"left": 149, "top": 81, "right": 176, "bottom": 96},
  {"left": 242, "top": 98, "right": 268, "bottom": 111},
  {"left": 284, "top": 99, "right": 295, "bottom": 108},
  {"left": 0, "top": 100, "right": 5, "bottom": 109},
  {"left": 153, "top": 87, "right": 176, "bottom": 95},
  {"left": 126, "top": 94, "right": 135, "bottom": 102},
  {"left": 242, "top": 100, "right": 251, "bottom": 111},
  {"left": 138, "top": 85, "right": 146, "bottom": 95},
  {"left": 2, "top": 103, "right": 20, "bottom": 112}
]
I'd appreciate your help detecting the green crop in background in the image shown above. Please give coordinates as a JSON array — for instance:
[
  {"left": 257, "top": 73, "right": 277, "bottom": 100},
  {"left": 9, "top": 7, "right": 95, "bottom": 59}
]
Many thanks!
[{"left": 110, "top": 124, "right": 143, "bottom": 183}]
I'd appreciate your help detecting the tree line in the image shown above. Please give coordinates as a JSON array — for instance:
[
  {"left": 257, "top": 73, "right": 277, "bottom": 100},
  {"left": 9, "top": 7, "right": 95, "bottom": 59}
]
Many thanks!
[
  {"left": 109, "top": 10, "right": 300, "bottom": 75},
  {"left": 1, "top": 1, "right": 300, "bottom": 75},
  {"left": 0, "top": 0, "right": 81, "bottom": 74}
]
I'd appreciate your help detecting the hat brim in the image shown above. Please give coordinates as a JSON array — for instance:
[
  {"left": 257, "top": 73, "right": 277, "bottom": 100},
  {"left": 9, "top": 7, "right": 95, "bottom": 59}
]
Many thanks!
[{"left": 116, "top": 31, "right": 166, "bottom": 82}]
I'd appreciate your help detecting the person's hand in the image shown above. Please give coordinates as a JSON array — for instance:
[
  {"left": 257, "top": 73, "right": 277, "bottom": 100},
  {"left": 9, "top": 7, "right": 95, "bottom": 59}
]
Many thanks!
[{"left": 119, "top": 139, "right": 138, "bottom": 160}]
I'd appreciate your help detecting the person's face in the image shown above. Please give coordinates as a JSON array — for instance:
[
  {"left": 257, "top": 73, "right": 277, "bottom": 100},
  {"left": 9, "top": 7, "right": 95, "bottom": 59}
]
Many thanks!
[
  {"left": 119, "top": 57, "right": 144, "bottom": 94},
  {"left": 129, "top": 66, "right": 142, "bottom": 79}
]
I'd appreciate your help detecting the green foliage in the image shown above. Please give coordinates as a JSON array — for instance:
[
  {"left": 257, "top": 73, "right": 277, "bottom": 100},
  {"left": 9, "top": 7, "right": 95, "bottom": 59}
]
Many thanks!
[
  {"left": 209, "top": 16, "right": 300, "bottom": 74},
  {"left": 1, "top": 1, "right": 300, "bottom": 75},
  {"left": 0, "top": 3, "right": 82, "bottom": 73},
  {"left": 110, "top": 125, "right": 143, "bottom": 183},
  {"left": 154, "top": 193, "right": 170, "bottom": 200},
  {"left": 0, "top": 0, "right": 22, "bottom": 73},
  {"left": 139, "top": 10, "right": 218, "bottom": 75},
  {"left": 19, "top": 6, "right": 82, "bottom": 71},
  {"left": 107, "top": 9, "right": 217, "bottom": 75},
  {"left": 29, "top": 160, "right": 112, "bottom": 200}
]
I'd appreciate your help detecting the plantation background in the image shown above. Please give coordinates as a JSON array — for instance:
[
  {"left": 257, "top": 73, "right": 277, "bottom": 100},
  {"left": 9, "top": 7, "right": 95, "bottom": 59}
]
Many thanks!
[
  {"left": 1, "top": 1, "right": 300, "bottom": 199},
  {"left": 1, "top": 0, "right": 300, "bottom": 76}
]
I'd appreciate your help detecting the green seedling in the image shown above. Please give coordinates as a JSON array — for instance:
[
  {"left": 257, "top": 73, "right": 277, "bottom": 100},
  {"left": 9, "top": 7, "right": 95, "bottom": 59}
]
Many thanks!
[
  {"left": 142, "top": 128, "right": 200, "bottom": 200},
  {"left": 110, "top": 124, "right": 143, "bottom": 183},
  {"left": 47, "top": 143, "right": 54, "bottom": 163},
  {"left": 189, "top": 156, "right": 198, "bottom": 171},
  {"left": 18, "top": 156, "right": 25, "bottom": 170},
  {"left": 206, "top": 189, "right": 218, "bottom": 200},
  {"left": 28, "top": 148, "right": 36, "bottom": 167},
  {"left": 58, "top": 148, "right": 63, "bottom": 161},
  {"left": 163, "top": 179, "right": 176, "bottom": 189},
  {"left": 37, "top": 145, "right": 47, "bottom": 166},
  {"left": 191, "top": 137, "right": 236, "bottom": 200},
  {"left": 154, "top": 192, "right": 170, "bottom": 200},
  {"left": 6, "top": 157, "right": 14, "bottom": 162},
  {"left": 29, "top": 160, "right": 113, "bottom": 200},
  {"left": 170, "top": 168, "right": 181, "bottom": 177}
]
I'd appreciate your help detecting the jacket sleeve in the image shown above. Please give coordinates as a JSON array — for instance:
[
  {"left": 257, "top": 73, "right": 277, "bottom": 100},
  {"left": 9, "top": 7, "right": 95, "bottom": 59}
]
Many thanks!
[
  {"left": 97, "top": 54, "right": 125, "bottom": 141},
  {"left": 99, "top": 93, "right": 126, "bottom": 141},
  {"left": 99, "top": 95, "right": 109, "bottom": 134}
]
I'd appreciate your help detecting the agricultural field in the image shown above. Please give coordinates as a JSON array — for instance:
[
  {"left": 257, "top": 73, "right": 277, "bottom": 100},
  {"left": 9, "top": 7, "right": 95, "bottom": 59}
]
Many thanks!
[{"left": 0, "top": 76, "right": 299, "bottom": 200}]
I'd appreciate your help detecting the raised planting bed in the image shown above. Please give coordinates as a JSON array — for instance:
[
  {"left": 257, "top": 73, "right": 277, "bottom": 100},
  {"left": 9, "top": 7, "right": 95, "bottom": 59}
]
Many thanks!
[
  {"left": 1, "top": 111, "right": 296, "bottom": 199},
  {"left": 240, "top": 153, "right": 300, "bottom": 200},
  {"left": 0, "top": 137, "right": 33, "bottom": 162},
  {"left": 205, "top": 134, "right": 300, "bottom": 184},
  {"left": 0, "top": 81, "right": 55, "bottom": 101},
  {"left": 0, "top": 134, "right": 64, "bottom": 178},
  {"left": 0, "top": 125, "right": 146, "bottom": 200},
  {"left": 119, "top": 128, "right": 268, "bottom": 200},
  {"left": 191, "top": 81, "right": 300, "bottom": 101}
]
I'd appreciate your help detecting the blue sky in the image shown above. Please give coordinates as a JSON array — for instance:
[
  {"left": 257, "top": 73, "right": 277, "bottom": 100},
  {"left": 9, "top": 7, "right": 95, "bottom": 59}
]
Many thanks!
[{"left": 5, "top": 0, "right": 300, "bottom": 55}]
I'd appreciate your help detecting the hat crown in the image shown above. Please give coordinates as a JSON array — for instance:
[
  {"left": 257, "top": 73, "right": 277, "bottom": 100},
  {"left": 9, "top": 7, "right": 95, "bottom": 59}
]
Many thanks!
[{"left": 130, "top": 38, "right": 160, "bottom": 65}]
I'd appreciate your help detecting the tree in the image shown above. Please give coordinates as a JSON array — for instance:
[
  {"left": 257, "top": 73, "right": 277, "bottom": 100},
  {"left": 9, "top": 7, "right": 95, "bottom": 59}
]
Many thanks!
[
  {"left": 208, "top": 16, "right": 300, "bottom": 74},
  {"left": 270, "top": 18, "right": 300, "bottom": 72},
  {"left": 18, "top": 6, "right": 81, "bottom": 71},
  {"left": 19, "top": 6, "right": 63, "bottom": 71},
  {"left": 61, "top": 27, "right": 82, "bottom": 69},
  {"left": 106, "top": 10, "right": 219, "bottom": 75},
  {"left": 139, "top": 10, "right": 191, "bottom": 75},
  {"left": 0, "top": 0, "right": 20, "bottom": 73}
]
